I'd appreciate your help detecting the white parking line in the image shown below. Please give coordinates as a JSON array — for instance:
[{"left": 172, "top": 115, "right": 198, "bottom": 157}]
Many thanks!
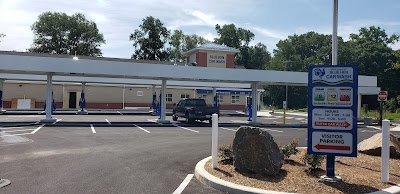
[
  {"left": 133, "top": 124, "right": 150, "bottom": 133},
  {"left": 0, "top": 132, "right": 33, "bottom": 137},
  {"left": 172, "top": 124, "right": 199, "bottom": 133},
  {"left": 3, "top": 128, "right": 35, "bottom": 133},
  {"left": 90, "top": 124, "right": 96, "bottom": 133},
  {"left": 31, "top": 124, "right": 45, "bottom": 134},
  {"left": 0, "top": 126, "right": 24, "bottom": 130},
  {"left": 361, "top": 130, "right": 379, "bottom": 133},
  {"left": 117, "top": 111, "right": 123, "bottom": 115},
  {"left": 105, "top": 119, "right": 111, "bottom": 125},
  {"left": 259, "top": 127, "right": 283, "bottom": 133},
  {"left": 172, "top": 174, "right": 194, "bottom": 194},
  {"left": 52, "top": 119, "right": 62, "bottom": 124},
  {"left": 220, "top": 127, "right": 237, "bottom": 132}
]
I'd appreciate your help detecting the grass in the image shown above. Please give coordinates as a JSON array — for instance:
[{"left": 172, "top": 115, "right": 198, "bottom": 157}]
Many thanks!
[{"left": 361, "top": 110, "right": 400, "bottom": 121}]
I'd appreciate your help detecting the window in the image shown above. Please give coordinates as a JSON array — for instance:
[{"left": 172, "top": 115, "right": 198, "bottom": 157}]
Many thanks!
[
  {"left": 166, "top": 93, "right": 173, "bottom": 102},
  {"left": 137, "top": 91, "right": 143, "bottom": 96},
  {"left": 231, "top": 95, "right": 240, "bottom": 104},
  {"left": 217, "top": 95, "right": 223, "bottom": 103},
  {"left": 199, "top": 94, "right": 207, "bottom": 100},
  {"left": 180, "top": 94, "right": 190, "bottom": 99}
]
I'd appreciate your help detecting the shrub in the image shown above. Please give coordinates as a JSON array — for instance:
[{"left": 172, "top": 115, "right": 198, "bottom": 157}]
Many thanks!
[
  {"left": 218, "top": 144, "right": 234, "bottom": 164},
  {"left": 302, "top": 152, "right": 324, "bottom": 170},
  {"left": 280, "top": 139, "right": 299, "bottom": 159}
]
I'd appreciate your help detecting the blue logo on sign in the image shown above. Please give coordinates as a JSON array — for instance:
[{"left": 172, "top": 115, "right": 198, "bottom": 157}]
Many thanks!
[{"left": 314, "top": 68, "right": 325, "bottom": 79}]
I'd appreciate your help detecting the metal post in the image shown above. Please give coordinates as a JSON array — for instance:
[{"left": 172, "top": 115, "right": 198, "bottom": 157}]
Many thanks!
[
  {"left": 0, "top": 79, "right": 4, "bottom": 112},
  {"left": 382, "top": 120, "right": 390, "bottom": 183},
  {"left": 122, "top": 85, "right": 125, "bottom": 109},
  {"left": 325, "top": 0, "right": 338, "bottom": 178},
  {"left": 251, "top": 83, "right": 258, "bottom": 123},
  {"left": 379, "top": 102, "right": 383, "bottom": 126},
  {"left": 212, "top": 87, "right": 217, "bottom": 108},
  {"left": 42, "top": 74, "right": 56, "bottom": 122},
  {"left": 357, "top": 93, "right": 362, "bottom": 119},
  {"left": 157, "top": 79, "right": 168, "bottom": 123},
  {"left": 151, "top": 85, "right": 156, "bottom": 112},
  {"left": 211, "top": 113, "right": 218, "bottom": 169},
  {"left": 332, "top": 0, "right": 338, "bottom": 66}
]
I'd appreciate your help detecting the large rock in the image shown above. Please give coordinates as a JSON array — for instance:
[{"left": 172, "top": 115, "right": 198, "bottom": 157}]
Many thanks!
[
  {"left": 232, "top": 126, "right": 283, "bottom": 176},
  {"left": 358, "top": 133, "right": 400, "bottom": 158}
]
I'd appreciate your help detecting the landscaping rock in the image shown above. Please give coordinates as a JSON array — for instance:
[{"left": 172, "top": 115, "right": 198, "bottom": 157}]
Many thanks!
[
  {"left": 358, "top": 133, "right": 400, "bottom": 158},
  {"left": 232, "top": 126, "right": 283, "bottom": 176}
]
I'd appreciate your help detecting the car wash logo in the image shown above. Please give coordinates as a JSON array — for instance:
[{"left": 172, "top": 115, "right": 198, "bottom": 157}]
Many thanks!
[{"left": 312, "top": 67, "right": 353, "bottom": 85}]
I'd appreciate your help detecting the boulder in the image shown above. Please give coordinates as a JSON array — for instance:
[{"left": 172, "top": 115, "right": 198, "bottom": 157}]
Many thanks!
[
  {"left": 358, "top": 133, "right": 400, "bottom": 158},
  {"left": 232, "top": 126, "right": 283, "bottom": 176}
]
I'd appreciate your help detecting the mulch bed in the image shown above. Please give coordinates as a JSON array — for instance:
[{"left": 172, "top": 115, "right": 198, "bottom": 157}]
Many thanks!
[{"left": 205, "top": 150, "right": 400, "bottom": 194}]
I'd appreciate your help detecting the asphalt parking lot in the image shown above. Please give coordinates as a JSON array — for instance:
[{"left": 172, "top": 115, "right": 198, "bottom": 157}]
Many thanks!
[{"left": 0, "top": 112, "right": 395, "bottom": 194}]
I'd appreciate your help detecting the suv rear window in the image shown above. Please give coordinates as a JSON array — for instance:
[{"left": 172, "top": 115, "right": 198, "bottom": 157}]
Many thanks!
[{"left": 185, "top": 99, "right": 206, "bottom": 106}]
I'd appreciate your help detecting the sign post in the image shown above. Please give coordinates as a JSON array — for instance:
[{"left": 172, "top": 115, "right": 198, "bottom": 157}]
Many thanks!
[
  {"left": 377, "top": 91, "right": 388, "bottom": 126},
  {"left": 283, "top": 101, "right": 287, "bottom": 124},
  {"left": 308, "top": 65, "right": 358, "bottom": 181}
]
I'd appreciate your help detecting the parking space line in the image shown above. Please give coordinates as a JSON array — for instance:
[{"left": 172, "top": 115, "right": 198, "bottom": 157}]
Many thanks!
[
  {"left": 90, "top": 124, "right": 96, "bottom": 133},
  {"left": 3, "top": 128, "right": 34, "bottom": 133},
  {"left": 105, "top": 119, "right": 111, "bottom": 125},
  {"left": 361, "top": 130, "right": 379, "bottom": 133},
  {"left": 133, "top": 124, "right": 151, "bottom": 133},
  {"left": 0, "top": 132, "right": 33, "bottom": 137},
  {"left": 31, "top": 124, "right": 45, "bottom": 134},
  {"left": 172, "top": 174, "right": 194, "bottom": 194},
  {"left": 220, "top": 127, "right": 237, "bottom": 132},
  {"left": 172, "top": 124, "right": 199, "bottom": 133},
  {"left": 52, "top": 119, "right": 62, "bottom": 124},
  {"left": 117, "top": 111, "right": 123, "bottom": 115},
  {"left": 259, "top": 127, "right": 284, "bottom": 133},
  {"left": 0, "top": 126, "right": 24, "bottom": 130}
]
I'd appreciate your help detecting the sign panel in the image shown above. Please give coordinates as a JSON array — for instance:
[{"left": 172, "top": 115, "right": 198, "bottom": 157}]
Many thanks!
[
  {"left": 378, "top": 91, "right": 388, "bottom": 102},
  {"left": 312, "top": 109, "right": 352, "bottom": 130},
  {"left": 311, "top": 132, "right": 353, "bottom": 154},
  {"left": 283, "top": 101, "right": 287, "bottom": 109},
  {"left": 312, "top": 87, "right": 353, "bottom": 107},
  {"left": 308, "top": 65, "right": 358, "bottom": 157}
]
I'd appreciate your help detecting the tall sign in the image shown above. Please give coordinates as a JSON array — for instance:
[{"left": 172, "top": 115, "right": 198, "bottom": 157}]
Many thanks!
[{"left": 308, "top": 65, "right": 358, "bottom": 158}]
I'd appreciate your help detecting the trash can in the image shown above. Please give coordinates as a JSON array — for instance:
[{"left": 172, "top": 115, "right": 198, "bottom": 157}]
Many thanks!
[{"left": 364, "top": 117, "right": 373, "bottom": 126}]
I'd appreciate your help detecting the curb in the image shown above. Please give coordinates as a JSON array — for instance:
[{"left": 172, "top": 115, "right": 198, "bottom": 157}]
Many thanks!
[
  {"left": 195, "top": 156, "right": 400, "bottom": 194},
  {"left": 195, "top": 156, "right": 294, "bottom": 194}
]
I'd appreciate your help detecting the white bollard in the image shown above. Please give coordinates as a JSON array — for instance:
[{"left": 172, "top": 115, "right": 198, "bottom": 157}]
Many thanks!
[
  {"left": 382, "top": 120, "right": 390, "bottom": 183},
  {"left": 212, "top": 114, "right": 218, "bottom": 169}
]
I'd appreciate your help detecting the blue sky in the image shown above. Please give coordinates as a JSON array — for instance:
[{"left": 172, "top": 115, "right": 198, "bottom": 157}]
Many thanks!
[{"left": 0, "top": 0, "right": 399, "bottom": 58}]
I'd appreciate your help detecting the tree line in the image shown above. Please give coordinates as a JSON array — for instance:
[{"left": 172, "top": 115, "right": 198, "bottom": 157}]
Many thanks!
[{"left": 1, "top": 11, "right": 400, "bottom": 111}]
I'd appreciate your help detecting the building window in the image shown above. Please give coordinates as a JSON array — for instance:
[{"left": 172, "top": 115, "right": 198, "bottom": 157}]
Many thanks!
[
  {"left": 166, "top": 93, "right": 173, "bottom": 102},
  {"left": 137, "top": 91, "right": 143, "bottom": 96},
  {"left": 231, "top": 95, "right": 240, "bottom": 104},
  {"left": 180, "top": 94, "right": 190, "bottom": 99},
  {"left": 199, "top": 94, "right": 207, "bottom": 100},
  {"left": 218, "top": 95, "right": 223, "bottom": 103}
]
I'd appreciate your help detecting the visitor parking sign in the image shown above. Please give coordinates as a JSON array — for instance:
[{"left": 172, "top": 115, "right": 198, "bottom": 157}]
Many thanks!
[{"left": 308, "top": 65, "right": 358, "bottom": 157}]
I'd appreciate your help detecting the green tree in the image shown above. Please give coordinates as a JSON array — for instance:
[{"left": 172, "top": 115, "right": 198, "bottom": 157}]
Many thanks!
[
  {"left": 184, "top": 34, "right": 207, "bottom": 51},
  {"left": 247, "top": 43, "right": 271, "bottom": 69},
  {"left": 29, "top": 12, "right": 105, "bottom": 56},
  {"left": 349, "top": 26, "right": 399, "bottom": 97},
  {"left": 170, "top": 30, "right": 185, "bottom": 61},
  {"left": 130, "top": 16, "right": 170, "bottom": 60},
  {"left": 214, "top": 24, "right": 255, "bottom": 68}
]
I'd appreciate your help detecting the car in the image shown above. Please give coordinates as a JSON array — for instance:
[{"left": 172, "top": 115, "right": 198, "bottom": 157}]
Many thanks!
[{"left": 172, "top": 98, "right": 219, "bottom": 123}]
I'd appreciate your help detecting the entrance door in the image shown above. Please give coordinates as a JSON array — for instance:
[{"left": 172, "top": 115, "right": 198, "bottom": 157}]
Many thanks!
[{"left": 69, "top": 92, "right": 77, "bottom": 108}]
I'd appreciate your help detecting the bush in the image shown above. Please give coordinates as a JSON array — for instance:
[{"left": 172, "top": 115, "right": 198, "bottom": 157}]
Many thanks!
[
  {"left": 280, "top": 139, "right": 299, "bottom": 159},
  {"left": 218, "top": 144, "right": 234, "bottom": 164},
  {"left": 302, "top": 152, "right": 324, "bottom": 170},
  {"left": 384, "top": 98, "right": 399, "bottom": 113}
]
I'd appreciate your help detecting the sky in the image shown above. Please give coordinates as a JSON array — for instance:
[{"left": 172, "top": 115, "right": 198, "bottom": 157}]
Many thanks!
[{"left": 0, "top": 0, "right": 399, "bottom": 58}]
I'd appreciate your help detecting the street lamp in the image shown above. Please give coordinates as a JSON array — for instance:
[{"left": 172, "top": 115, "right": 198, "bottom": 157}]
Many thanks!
[{"left": 281, "top": 60, "right": 293, "bottom": 124}]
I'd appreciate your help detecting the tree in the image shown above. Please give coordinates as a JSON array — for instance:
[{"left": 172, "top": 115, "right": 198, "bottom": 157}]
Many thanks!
[
  {"left": 170, "top": 30, "right": 185, "bottom": 61},
  {"left": 130, "top": 16, "right": 170, "bottom": 60},
  {"left": 214, "top": 24, "right": 255, "bottom": 68},
  {"left": 247, "top": 43, "right": 271, "bottom": 70},
  {"left": 184, "top": 34, "right": 207, "bottom": 51},
  {"left": 29, "top": 12, "right": 105, "bottom": 56}
]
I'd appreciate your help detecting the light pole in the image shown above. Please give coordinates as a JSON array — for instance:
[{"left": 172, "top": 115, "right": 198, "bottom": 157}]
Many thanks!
[{"left": 282, "top": 60, "right": 293, "bottom": 124}]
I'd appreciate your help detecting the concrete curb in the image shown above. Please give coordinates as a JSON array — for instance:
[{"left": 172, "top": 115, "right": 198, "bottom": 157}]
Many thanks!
[
  {"left": 195, "top": 156, "right": 294, "bottom": 194},
  {"left": 195, "top": 156, "right": 400, "bottom": 194}
]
